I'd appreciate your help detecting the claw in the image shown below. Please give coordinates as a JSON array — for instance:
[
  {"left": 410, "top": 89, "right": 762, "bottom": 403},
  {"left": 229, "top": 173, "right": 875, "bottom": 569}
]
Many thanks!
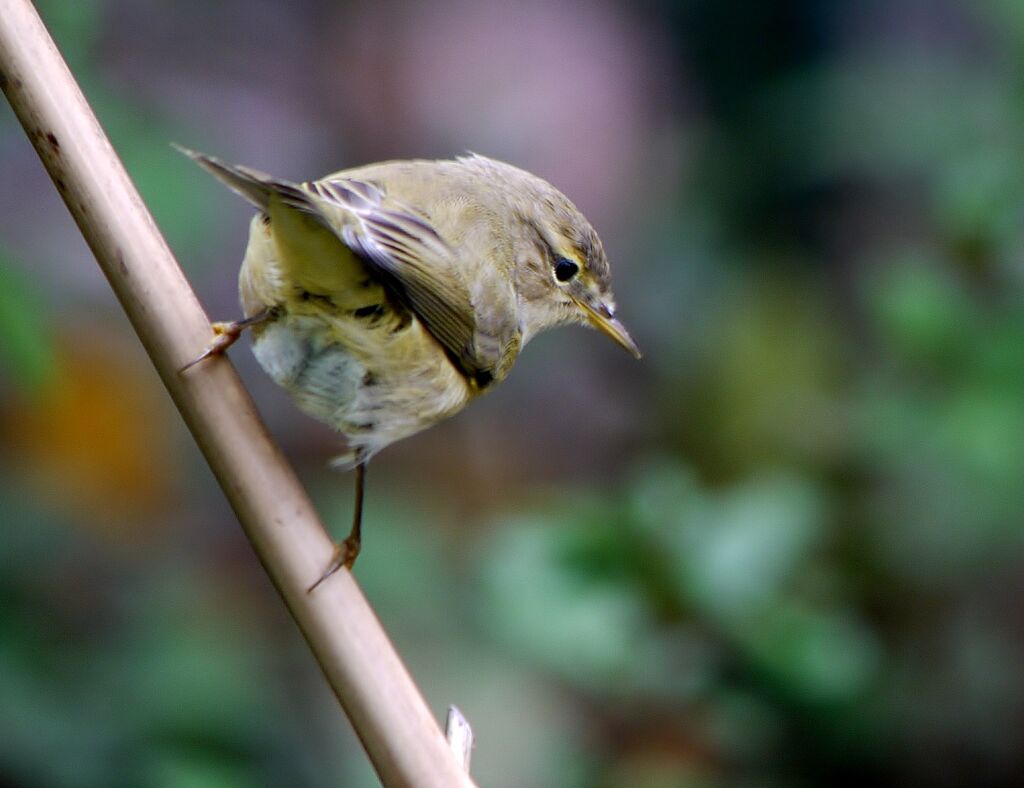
[
  {"left": 180, "top": 324, "right": 238, "bottom": 372},
  {"left": 307, "top": 461, "right": 366, "bottom": 593},
  {"left": 179, "top": 311, "right": 270, "bottom": 373},
  {"left": 306, "top": 534, "right": 361, "bottom": 594}
]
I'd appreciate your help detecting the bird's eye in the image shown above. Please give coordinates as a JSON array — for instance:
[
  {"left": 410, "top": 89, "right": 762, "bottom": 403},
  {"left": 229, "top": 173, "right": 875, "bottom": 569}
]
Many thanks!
[{"left": 554, "top": 257, "right": 579, "bottom": 282}]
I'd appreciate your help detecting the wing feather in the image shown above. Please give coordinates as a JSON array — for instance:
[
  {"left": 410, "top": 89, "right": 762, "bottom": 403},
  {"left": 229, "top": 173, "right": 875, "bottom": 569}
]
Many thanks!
[{"left": 178, "top": 146, "right": 495, "bottom": 381}]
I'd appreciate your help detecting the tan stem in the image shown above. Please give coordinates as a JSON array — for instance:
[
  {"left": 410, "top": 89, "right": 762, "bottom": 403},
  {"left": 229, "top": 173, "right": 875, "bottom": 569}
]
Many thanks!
[{"left": 0, "top": 2, "right": 475, "bottom": 786}]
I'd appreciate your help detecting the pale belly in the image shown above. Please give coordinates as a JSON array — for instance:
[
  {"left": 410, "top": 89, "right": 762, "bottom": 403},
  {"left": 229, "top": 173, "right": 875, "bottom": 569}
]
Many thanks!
[
  {"left": 250, "top": 314, "right": 473, "bottom": 466},
  {"left": 237, "top": 212, "right": 475, "bottom": 464}
]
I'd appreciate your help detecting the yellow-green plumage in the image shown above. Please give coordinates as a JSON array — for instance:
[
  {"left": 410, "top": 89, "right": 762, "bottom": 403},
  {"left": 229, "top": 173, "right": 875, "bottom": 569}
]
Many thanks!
[{"left": 182, "top": 148, "right": 639, "bottom": 468}]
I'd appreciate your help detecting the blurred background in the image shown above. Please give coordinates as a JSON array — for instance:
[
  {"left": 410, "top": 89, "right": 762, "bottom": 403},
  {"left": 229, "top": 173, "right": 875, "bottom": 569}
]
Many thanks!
[{"left": 3, "top": 0, "right": 1024, "bottom": 785}]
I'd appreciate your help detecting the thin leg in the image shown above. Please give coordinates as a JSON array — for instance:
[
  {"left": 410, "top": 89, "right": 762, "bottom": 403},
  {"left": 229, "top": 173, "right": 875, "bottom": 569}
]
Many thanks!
[
  {"left": 348, "top": 460, "right": 366, "bottom": 556},
  {"left": 179, "top": 309, "right": 271, "bottom": 372},
  {"left": 307, "top": 460, "right": 367, "bottom": 593}
]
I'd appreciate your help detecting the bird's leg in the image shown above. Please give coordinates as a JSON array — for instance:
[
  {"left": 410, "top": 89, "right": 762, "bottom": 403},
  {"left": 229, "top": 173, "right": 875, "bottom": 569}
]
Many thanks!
[
  {"left": 307, "top": 460, "right": 367, "bottom": 593},
  {"left": 180, "top": 309, "right": 271, "bottom": 372}
]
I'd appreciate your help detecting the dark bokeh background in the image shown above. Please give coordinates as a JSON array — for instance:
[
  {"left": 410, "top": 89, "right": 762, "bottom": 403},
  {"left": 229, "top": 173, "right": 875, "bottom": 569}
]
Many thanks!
[{"left": 4, "top": 1, "right": 1024, "bottom": 785}]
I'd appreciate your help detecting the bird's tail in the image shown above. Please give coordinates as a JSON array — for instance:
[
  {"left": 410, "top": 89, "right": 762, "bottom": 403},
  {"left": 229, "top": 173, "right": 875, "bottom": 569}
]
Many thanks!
[
  {"left": 173, "top": 144, "right": 285, "bottom": 211},
  {"left": 175, "top": 144, "right": 382, "bottom": 301},
  {"left": 173, "top": 144, "right": 323, "bottom": 221}
]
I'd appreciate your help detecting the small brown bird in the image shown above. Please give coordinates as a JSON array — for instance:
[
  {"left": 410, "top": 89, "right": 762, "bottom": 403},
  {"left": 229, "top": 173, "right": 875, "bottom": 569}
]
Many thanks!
[{"left": 179, "top": 148, "right": 640, "bottom": 589}]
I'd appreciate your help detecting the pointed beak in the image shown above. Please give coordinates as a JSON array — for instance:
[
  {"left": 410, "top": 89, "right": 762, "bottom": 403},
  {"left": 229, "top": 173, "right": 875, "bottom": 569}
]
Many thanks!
[{"left": 573, "top": 296, "right": 642, "bottom": 359}]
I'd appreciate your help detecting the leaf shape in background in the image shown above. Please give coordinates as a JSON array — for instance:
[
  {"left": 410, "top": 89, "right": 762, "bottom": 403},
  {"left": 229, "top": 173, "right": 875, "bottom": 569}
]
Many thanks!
[
  {"left": 0, "top": 253, "right": 55, "bottom": 394},
  {"left": 2, "top": 326, "right": 178, "bottom": 537}
]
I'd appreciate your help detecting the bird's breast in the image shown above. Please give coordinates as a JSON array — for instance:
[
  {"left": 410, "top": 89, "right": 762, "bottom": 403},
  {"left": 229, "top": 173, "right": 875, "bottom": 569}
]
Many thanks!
[
  {"left": 237, "top": 209, "right": 478, "bottom": 462},
  {"left": 250, "top": 311, "right": 473, "bottom": 463}
]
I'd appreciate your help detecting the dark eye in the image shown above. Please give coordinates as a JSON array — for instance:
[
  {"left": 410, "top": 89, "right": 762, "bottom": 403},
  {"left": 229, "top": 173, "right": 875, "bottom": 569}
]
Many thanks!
[{"left": 554, "top": 257, "right": 579, "bottom": 282}]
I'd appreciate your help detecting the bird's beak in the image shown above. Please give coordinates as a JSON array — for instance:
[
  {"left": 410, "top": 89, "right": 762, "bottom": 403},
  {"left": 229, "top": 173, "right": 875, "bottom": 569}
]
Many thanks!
[{"left": 573, "top": 296, "right": 642, "bottom": 359}]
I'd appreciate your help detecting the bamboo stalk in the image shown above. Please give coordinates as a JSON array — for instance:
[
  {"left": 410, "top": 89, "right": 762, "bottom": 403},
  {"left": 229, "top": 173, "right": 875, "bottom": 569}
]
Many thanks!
[{"left": 0, "top": 3, "right": 475, "bottom": 786}]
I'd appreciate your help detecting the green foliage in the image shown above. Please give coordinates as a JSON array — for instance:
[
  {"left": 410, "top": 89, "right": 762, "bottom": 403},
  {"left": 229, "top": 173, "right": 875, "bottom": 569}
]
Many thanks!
[
  {"left": 0, "top": 495, "right": 313, "bottom": 788},
  {"left": 5, "top": 0, "right": 1024, "bottom": 785},
  {"left": 0, "top": 256, "right": 55, "bottom": 393}
]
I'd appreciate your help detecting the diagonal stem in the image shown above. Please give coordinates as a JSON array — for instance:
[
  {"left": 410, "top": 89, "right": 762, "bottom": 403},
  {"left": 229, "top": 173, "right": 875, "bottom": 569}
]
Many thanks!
[{"left": 0, "top": 2, "right": 475, "bottom": 786}]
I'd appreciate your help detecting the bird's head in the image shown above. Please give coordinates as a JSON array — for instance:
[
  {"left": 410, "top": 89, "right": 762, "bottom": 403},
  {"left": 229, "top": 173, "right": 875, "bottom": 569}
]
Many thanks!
[
  {"left": 456, "top": 154, "right": 640, "bottom": 359},
  {"left": 517, "top": 187, "right": 640, "bottom": 360}
]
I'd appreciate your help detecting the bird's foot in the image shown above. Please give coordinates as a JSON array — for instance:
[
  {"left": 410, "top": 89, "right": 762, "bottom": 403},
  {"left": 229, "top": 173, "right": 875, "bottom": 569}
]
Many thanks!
[
  {"left": 307, "top": 533, "right": 361, "bottom": 594},
  {"left": 180, "top": 311, "right": 270, "bottom": 373}
]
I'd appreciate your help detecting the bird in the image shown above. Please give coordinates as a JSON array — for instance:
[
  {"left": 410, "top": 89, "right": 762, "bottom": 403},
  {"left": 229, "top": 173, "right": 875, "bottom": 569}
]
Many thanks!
[{"left": 178, "top": 147, "right": 641, "bottom": 590}]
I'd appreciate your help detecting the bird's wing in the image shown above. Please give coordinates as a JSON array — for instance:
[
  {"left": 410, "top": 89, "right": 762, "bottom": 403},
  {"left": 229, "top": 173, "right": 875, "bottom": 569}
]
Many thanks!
[
  {"left": 309, "top": 178, "right": 487, "bottom": 382},
  {"left": 178, "top": 147, "right": 497, "bottom": 384}
]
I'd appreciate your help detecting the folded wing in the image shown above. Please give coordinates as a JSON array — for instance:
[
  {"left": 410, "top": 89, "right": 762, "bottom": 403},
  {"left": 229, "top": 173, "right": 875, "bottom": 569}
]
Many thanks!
[{"left": 178, "top": 146, "right": 497, "bottom": 384}]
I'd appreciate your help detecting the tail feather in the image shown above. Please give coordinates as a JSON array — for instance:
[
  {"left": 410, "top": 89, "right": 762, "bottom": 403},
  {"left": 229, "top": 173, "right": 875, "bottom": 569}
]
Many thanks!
[
  {"left": 176, "top": 144, "right": 379, "bottom": 299},
  {"left": 173, "top": 143, "right": 298, "bottom": 213}
]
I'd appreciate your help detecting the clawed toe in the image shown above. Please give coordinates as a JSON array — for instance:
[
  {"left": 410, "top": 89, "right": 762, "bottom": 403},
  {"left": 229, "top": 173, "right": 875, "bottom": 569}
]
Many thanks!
[
  {"left": 179, "top": 311, "right": 271, "bottom": 373},
  {"left": 307, "top": 461, "right": 366, "bottom": 594},
  {"left": 307, "top": 535, "right": 361, "bottom": 594},
  {"left": 179, "top": 330, "right": 237, "bottom": 372}
]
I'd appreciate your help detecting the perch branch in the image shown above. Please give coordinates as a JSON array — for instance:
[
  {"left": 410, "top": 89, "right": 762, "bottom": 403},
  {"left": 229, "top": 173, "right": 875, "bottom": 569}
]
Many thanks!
[{"left": 0, "top": 2, "right": 475, "bottom": 786}]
